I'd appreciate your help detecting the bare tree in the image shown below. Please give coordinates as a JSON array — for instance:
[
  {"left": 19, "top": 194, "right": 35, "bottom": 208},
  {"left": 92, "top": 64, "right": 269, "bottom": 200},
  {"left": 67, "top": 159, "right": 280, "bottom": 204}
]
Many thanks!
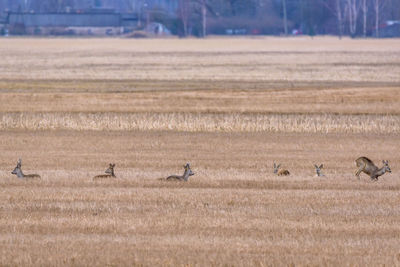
[
  {"left": 373, "top": 0, "right": 386, "bottom": 37},
  {"left": 346, "top": 0, "right": 361, "bottom": 37},
  {"left": 192, "top": 0, "right": 213, "bottom": 37},
  {"left": 321, "top": 0, "right": 345, "bottom": 39},
  {"left": 361, "top": 0, "right": 368, "bottom": 37},
  {"left": 336, "top": 0, "right": 345, "bottom": 38},
  {"left": 178, "top": 0, "right": 191, "bottom": 37},
  {"left": 282, "top": 0, "right": 288, "bottom": 35},
  {"left": 201, "top": 0, "right": 206, "bottom": 37}
]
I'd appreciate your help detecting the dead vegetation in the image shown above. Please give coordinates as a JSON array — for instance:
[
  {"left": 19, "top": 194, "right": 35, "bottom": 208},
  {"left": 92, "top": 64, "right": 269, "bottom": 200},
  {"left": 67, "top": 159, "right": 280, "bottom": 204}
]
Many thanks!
[
  {"left": 1, "top": 111, "right": 400, "bottom": 133},
  {"left": 0, "top": 130, "right": 400, "bottom": 266},
  {"left": 0, "top": 37, "right": 399, "bottom": 266},
  {"left": 0, "top": 37, "right": 399, "bottom": 83}
]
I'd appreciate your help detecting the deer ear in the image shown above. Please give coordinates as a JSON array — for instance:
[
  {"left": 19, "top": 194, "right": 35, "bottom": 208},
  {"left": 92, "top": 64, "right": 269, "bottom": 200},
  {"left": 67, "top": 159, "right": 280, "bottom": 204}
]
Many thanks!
[
  {"left": 314, "top": 164, "right": 318, "bottom": 168},
  {"left": 320, "top": 164, "right": 323, "bottom": 169}
]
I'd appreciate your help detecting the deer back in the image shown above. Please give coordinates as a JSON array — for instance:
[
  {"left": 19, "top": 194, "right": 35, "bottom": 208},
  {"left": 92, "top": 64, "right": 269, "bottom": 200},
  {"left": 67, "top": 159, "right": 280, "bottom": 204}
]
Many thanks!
[
  {"left": 24, "top": 174, "right": 41, "bottom": 179},
  {"left": 277, "top": 169, "right": 290, "bottom": 176},
  {"left": 356, "top": 157, "right": 378, "bottom": 176}
]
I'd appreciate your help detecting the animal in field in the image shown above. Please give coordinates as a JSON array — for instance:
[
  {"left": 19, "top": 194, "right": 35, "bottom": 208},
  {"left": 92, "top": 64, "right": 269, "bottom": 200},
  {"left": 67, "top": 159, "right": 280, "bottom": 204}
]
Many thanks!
[
  {"left": 355, "top": 157, "right": 391, "bottom": 180},
  {"left": 11, "top": 159, "right": 41, "bottom": 179},
  {"left": 273, "top": 162, "right": 290, "bottom": 176},
  {"left": 314, "top": 164, "right": 325, "bottom": 177},
  {"left": 165, "top": 163, "right": 195, "bottom": 181},
  {"left": 93, "top": 163, "right": 116, "bottom": 179}
]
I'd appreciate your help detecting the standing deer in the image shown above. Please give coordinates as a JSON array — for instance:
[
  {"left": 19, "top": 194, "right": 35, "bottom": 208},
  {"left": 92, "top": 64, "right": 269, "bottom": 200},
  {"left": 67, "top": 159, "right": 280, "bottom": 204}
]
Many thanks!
[
  {"left": 166, "top": 163, "right": 195, "bottom": 181},
  {"left": 314, "top": 164, "right": 325, "bottom": 177},
  {"left": 273, "top": 162, "right": 290, "bottom": 176},
  {"left": 93, "top": 163, "right": 116, "bottom": 179},
  {"left": 355, "top": 157, "right": 391, "bottom": 180},
  {"left": 11, "top": 159, "right": 41, "bottom": 179}
]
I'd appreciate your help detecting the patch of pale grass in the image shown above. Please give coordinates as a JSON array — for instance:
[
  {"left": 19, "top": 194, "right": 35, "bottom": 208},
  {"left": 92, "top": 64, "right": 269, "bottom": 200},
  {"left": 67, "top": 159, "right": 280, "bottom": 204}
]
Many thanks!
[
  {"left": 0, "top": 112, "right": 399, "bottom": 133},
  {"left": 0, "top": 37, "right": 399, "bottom": 83}
]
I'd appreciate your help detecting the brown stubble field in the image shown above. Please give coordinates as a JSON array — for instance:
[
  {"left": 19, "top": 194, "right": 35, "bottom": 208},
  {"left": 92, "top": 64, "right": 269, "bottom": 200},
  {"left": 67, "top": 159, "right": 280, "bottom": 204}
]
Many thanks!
[{"left": 0, "top": 37, "right": 400, "bottom": 266}]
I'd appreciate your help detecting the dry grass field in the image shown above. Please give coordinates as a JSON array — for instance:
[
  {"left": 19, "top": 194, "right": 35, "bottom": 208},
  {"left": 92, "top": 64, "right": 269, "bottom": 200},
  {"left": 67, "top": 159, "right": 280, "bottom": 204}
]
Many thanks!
[{"left": 0, "top": 36, "right": 400, "bottom": 266}]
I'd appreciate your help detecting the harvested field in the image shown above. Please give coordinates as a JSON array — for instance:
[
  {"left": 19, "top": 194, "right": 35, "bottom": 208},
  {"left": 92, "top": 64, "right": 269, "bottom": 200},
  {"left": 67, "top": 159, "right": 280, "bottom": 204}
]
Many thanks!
[
  {"left": 0, "top": 112, "right": 400, "bottom": 133},
  {"left": 0, "top": 37, "right": 399, "bottom": 266},
  {"left": 1, "top": 130, "right": 400, "bottom": 266},
  {"left": 1, "top": 37, "right": 400, "bottom": 83}
]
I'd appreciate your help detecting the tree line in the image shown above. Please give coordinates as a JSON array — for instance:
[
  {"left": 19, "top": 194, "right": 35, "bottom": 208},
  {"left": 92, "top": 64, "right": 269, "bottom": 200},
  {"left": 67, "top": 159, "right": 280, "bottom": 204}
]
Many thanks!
[{"left": 184, "top": 0, "right": 399, "bottom": 37}]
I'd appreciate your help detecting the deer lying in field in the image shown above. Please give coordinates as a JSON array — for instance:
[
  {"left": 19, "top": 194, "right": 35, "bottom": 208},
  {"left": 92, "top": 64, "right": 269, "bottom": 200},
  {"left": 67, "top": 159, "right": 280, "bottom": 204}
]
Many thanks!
[
  {"left": 164, "top": 163, "right": 195, "bottom": 181},
  {"left": 355, "top": 157, "right": 391, "bottom": 180},
  {"left": 314, "top": 164, "right": 325, "bottom": 177},
  {"left": 93, "top": 163, "right": 116, "bottom": 179},
  {"left": 11, "top": 159, "right": 41, "bottom": 179},
  {"left": 273, "top": 162, "right": 290, "bottom": 176}
]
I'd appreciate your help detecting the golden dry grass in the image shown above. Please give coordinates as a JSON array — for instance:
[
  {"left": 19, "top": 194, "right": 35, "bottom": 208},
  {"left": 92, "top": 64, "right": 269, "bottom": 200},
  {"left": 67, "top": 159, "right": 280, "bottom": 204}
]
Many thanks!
[
  {"left": 0, "top": 37, "right": 400, "bottom": 266},
  {"left": 0, "top": 112, "right": 400, "bottom": 133},
  {"left": 1, "top": 86, "right": 400, "bottom": 114},
  {"left": 1, "top": 130, "right": 400, "bottom": 266}
]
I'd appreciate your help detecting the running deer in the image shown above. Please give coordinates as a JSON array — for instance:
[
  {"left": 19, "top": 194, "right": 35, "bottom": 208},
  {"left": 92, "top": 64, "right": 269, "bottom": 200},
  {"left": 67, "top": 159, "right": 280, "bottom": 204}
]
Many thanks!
[
  {"left": 355, "top": 157, "right": 391, "bottom": 180},
  {"left": 314, "top": 164, "right": 325, "bottom": 177},
  {"left": 166, "top": 163, "right": 195, "bottom": 181},
  {"left": 273, "top": 162, "right": 290, "bottom": 176},
  {"left": 11, "top": 159, "right": 41, "bottom": 179},
  {"left": 93, "top": 163, "right": 116, "bottom": 179}
]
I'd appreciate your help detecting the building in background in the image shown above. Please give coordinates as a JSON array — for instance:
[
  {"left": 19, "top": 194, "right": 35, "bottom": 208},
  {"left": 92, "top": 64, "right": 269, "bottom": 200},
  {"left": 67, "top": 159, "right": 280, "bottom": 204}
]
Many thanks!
[
  {"left": 1, "top": 0, "right": 178, "bottom": 36},
  {"left": 1, "top": 0, "right": 400, "bottom": 37},
  {"left": 6, "top": 11, "right": 127, "bottom": 35},
  {"left": 0, "top": 0, "right": 178, "bottom": 15}
]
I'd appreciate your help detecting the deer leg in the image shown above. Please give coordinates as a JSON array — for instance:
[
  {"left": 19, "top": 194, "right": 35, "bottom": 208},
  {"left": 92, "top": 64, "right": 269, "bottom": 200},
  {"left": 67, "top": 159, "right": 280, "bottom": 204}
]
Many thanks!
[
  {"left": 355, "top": 168, "right": 362, "bottom": 179},
  {"left": 355, "top": 163, "right": 365, "bottom": 179}
]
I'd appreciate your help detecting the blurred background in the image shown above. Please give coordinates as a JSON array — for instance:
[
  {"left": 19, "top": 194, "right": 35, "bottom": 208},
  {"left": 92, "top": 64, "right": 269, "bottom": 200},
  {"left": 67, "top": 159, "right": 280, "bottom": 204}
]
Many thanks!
[{"left": 0, "top": 0, "right": 399, "bottom": 38}]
